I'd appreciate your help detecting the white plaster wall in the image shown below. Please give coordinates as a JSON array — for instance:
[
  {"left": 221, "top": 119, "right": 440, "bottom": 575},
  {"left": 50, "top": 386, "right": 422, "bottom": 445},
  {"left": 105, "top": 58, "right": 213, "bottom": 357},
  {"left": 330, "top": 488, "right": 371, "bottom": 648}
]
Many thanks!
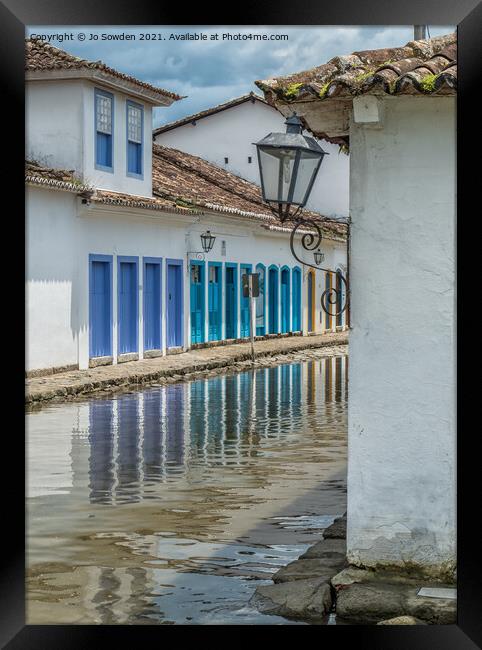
[
  {"left": 26, "top": 79, "right": 154, "bottom": 197},
  {"left": 26, "top": 187, "right": 79, "bottom": 371},
  {"left": 154, "top": 100, "right": 349, "bottom": 218},
  {"left": 26, "top": 187, "right": 346, "bottom": 372},
  {"left": 347, "top": 97, "right": 456, "bottom": 576},
  {"left": 26, "top": 80, "right": 84, "bottom": 172}
]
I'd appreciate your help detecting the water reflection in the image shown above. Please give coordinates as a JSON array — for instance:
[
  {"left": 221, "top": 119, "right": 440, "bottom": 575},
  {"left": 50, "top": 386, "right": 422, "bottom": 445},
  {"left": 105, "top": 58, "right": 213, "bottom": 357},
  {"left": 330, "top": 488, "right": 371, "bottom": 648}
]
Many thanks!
[
  {"left": 27, "top": 354, "right": 348, "bottom": 625},
  {"left": 83, "top": 357, "right": 348, "bottom": 505}
]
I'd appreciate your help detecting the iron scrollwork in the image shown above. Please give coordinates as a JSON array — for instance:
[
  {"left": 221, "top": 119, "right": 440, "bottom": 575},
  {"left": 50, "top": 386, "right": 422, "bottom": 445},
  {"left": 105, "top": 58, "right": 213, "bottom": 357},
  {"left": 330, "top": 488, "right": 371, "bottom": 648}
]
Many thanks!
[{"left": 288, "top": 216, "right": 349, "bottom": 319}]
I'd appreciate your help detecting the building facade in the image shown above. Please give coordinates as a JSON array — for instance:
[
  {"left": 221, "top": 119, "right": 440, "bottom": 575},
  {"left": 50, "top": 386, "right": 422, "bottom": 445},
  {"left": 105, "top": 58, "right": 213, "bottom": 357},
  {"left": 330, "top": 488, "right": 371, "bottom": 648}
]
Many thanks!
[
  {"left": 258, "top": 32, "right": 457, "bottom": 579},
  {"left": 25, "top": 40, "right": 347, "bottom": 375},
  {"left": 153, "top": 93, "right": 349, "bottom": 219}
]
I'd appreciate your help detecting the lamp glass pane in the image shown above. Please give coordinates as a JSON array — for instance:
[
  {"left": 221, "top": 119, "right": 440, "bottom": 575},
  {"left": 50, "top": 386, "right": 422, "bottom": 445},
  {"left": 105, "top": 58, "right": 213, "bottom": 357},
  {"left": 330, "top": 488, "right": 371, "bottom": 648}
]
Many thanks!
[
  {"left": 259, "top": 147, "right": 297, "bottom": 203},
  {"left": 291, "top": 151, "right": 322, "bottom": 205}
]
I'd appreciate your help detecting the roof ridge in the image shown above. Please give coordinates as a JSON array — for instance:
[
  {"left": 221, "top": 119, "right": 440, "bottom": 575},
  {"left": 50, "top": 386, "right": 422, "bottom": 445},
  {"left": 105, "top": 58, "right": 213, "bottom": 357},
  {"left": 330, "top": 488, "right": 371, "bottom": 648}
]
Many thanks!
[
  {"left": 25, "top": 37, "right": 184, "bottom": 102},
  {"left": 153, "top": 91, "right": 269, "bottom": 135}
]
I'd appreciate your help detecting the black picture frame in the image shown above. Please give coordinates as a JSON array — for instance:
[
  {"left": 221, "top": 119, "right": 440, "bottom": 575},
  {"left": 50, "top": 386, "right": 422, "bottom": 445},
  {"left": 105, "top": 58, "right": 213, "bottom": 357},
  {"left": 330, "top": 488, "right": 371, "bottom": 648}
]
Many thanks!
[{"left": 2, "top": 0, "right": 480, "bottom": 646}]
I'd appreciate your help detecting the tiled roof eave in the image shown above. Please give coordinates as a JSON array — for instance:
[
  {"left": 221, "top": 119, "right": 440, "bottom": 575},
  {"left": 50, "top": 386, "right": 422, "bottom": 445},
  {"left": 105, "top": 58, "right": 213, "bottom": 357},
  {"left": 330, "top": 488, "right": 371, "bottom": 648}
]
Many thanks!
[{"left": 25, "top": 174, "right": 92, "bottom": 194}]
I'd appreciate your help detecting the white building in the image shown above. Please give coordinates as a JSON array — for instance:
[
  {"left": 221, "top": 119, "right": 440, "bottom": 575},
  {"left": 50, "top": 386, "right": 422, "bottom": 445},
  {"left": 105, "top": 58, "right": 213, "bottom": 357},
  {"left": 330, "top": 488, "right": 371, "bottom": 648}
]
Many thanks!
[
  {"left": 153, "top": 92, "right": 349, "bottom": 219},
  {"left": 258, "top": 32, "right": 457, "bottom": 580},
  {"left": 25, "top": 39, "right": 347, "bottom": 376}
]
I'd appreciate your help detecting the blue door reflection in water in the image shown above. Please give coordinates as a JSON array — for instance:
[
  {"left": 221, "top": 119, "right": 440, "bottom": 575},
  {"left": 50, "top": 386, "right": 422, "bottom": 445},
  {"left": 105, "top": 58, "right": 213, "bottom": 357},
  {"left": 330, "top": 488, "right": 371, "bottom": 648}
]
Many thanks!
[
  {"left": 29, "top": 354, "right": 348, "bottom": 626},
  {"left": 84, "top": 356, "right": 348, "bottom": 504}
]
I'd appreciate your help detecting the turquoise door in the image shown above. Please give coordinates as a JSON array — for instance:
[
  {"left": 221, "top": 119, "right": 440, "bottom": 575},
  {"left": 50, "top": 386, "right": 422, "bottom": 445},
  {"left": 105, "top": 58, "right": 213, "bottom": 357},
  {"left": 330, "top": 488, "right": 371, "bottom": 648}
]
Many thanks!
[
  {"left": 190, "top": 262, "right": 205, "bottom": 344},
  {"left": 208, "top": 263, "right": 222, "bottom": 341},
  {"left": 281, "top": 267, "right": 290, "bottom": 333},
  {"left": 240, "top": 265, "right": 252, "bottom": 337},
  {"left": 292, "top": 268, "right": 301, "bottom": 331},
  {"left": 268, "top": 266, "right": 278, "bottom": 334},
  {"left": 225, "top": 264, "right": 237, "bottom": 339},
  {"left": 167, "top": 261, "right": 183, "bottom": 348},
  {"left": 255, "top": 264, "right": 266, "bottom": 336}
]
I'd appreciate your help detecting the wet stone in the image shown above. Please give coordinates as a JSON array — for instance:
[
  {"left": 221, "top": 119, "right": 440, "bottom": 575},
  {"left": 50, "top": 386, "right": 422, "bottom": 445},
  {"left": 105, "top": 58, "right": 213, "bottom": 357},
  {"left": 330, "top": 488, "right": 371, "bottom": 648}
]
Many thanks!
[
  {"left": 377, "top": 616, "right": 427, "bottom": 625},
  {"left": 273, "top": 558, "right": 345, "bottom": 584},
  {"left": 334, "top": 577, "right": 456, "bottom": 625},
  {"left": 299, "top": 538, "right": 346, "bottom": 560},
  {"left": 250, "top": 578, "right": 332, "bottom": 620},
  {"left": 322, "top": 516, "right": 346, "bottom": 539}
]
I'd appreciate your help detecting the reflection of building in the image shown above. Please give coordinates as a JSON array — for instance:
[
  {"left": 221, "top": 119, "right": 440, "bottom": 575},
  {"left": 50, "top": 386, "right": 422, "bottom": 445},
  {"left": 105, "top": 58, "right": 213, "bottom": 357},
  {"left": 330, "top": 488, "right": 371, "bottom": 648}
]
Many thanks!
[
  {"left": 257, "top": 32, "right": 456, "bottom": 578},
  {"left": 25, "top": 40, "right": 347, "bottom": 375},
  {"left": 52, "top": 358, "right": 348, "bottom": 505}
]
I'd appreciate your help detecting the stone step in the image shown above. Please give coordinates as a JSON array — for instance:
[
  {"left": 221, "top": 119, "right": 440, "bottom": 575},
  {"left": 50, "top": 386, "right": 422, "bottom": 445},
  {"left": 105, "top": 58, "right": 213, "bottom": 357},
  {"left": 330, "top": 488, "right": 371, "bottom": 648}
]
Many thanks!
[{"left": 250, "top": 577, "right": 332, "bottom": 620}]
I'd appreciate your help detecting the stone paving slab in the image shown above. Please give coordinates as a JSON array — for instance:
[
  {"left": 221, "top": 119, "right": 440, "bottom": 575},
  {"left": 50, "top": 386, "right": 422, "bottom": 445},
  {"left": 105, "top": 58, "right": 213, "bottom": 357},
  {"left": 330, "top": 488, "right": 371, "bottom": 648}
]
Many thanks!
[{"left": 25, "top": 331, "right": 348, "bottom": 405}]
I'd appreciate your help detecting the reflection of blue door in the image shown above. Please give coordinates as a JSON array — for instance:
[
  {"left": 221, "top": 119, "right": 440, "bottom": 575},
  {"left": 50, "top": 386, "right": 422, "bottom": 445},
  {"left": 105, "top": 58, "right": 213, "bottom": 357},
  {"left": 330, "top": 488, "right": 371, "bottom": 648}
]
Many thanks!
[
  {"left": 89, "top": 255, "right": 112, "bottom": 358},
  {"left": 190, "top": 262, "right": 205, "bottom": 344},
  {"left": 292, "top": 268, "right": 301, "bottom": 331},
  {"left": 240, "top": 264, "right": 252, "bottom": 337},
  {"left": 208, "top": 262, "right": 222, "bottom": 341},
  {"left": 118, "top": 257, "right": 138, "bottom": 354},
  {"left": 225, "top": 264, "right": 237, "bottom": 339},
  {"left": 144, "top": 259, "right": 161, "bottom": 351},
  {"left": 281, "top": 267, "right": 290, "bottom": 333},
  {"left": 167, "top": 260, "right": 183, "bottom": 348},
  {"left": 268, "top": 266, "right": 278, "bottom": 334}
]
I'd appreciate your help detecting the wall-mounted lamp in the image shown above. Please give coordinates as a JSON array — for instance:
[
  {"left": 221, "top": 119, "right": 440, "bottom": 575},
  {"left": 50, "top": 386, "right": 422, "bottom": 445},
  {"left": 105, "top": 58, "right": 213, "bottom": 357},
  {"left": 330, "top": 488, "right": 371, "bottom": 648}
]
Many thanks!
[
  {"left": 200, "top": 230, "right": 216, "bottom": 253},
  {"left": 314, "top": 249, "right": 325, "bottom": 265}
]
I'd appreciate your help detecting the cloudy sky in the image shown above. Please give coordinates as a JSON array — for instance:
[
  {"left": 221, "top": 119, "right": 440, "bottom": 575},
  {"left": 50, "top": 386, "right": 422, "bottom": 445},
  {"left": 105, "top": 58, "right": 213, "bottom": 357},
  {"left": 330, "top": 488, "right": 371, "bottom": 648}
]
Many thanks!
[{"left": 26, "top": 25, "right": 455, "bottom": 128}]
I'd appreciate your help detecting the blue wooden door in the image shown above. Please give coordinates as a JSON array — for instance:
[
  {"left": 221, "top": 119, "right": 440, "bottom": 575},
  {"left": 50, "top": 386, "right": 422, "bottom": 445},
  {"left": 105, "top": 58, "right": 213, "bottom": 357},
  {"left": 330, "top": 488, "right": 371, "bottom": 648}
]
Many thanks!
[
  {"left": 292, "top": 269, "right": 301, "bottom": 331},
  {"left": 281, "top": 268, "right": 290, "bottom": 333},
  {"left": 255, "top": 265, "right": 265, "bottom": 336},
  {"left": 118, "top": 260, "right": 138, "bottom": 354},
  {"left": 167, "top": 263, "right": 183, "bottom": 348},
  {"left": 225, "top": 265, "right": 237, "bottom": 339},
  {"left": 308, "top": 272, "right": 314, "bottom": 332},
  {"left": 90, "top": 259, "right": 111, "bottom": 357},
  {"left": 144, "top": 262, "right": 161, "bottom": 351},
  {"left": 268, "top": 267, "right": 278, "bottom": 334},
  {"left": 190, "top": 263, "right": 205, "bottom": 344},
  {"left": 208, "top": 264, "right": 222, "bottom": 341},
  {"left": 240, "top": 265, "right": 251, "bottom": 337}
]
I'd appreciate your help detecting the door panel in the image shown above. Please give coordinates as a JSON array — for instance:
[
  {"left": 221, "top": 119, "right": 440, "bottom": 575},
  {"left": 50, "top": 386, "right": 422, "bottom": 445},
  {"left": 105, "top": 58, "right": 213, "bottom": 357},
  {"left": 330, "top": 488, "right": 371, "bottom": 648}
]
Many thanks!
[
  {"left": 240, "top": 266, "right": 251, "bottom": 337},
  {"left": 281, "top": 269, "right": 289, "bottom": 333},
  {"left": 268, "top": 268, "right": 278, "bottom": 334},
  {"left": 90, "top": 260, "right": 111, "bottom": 357},
  {"left": 118, "top": 261, "right": 138, "bottom": 354},
  {"left": 167, "top": 263, "right": 183, "bottom": 348},
  {"left": 190, "top": 263, "right": 204, "bottom": 344},
  {"left": 144, "top": 262, "right": 161, "bottom": 351},
  {"left": 208, "top": 264, "right": 222, "bottom": 341},
  {"left": 225, "top": 266, "right": 237, "bottom": 339}
]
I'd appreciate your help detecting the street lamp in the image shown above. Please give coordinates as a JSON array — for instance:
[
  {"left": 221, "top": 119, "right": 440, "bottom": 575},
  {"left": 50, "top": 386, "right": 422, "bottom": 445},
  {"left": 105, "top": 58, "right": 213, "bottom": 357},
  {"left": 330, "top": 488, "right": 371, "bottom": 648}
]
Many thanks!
[
  {"left": 254, "top": 113, "right": 328, "bottom": 222},
  {"left": 200, "top": 230, "right": 216, "bottom": 253},
  {"left": 314, "top": 249, "right": 324, "bottom": 265}
]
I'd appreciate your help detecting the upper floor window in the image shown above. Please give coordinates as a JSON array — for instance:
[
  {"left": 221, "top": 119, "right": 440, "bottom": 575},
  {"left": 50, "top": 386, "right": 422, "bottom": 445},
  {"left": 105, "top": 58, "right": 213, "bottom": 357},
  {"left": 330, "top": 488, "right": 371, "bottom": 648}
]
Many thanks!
[
  {"left": 127, "top": 101, "right": 143, "bottom": 178},
  {"left": 95, "top": 89, "right": 113, "bottom": 172}
]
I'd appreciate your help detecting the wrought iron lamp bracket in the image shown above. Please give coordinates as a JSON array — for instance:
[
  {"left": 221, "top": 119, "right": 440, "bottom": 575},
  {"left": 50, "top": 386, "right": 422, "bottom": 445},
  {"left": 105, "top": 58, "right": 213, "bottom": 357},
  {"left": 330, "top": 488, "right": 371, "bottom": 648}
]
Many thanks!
[{"left": 266, "top": 203, "right": 351, "bottom": 320}]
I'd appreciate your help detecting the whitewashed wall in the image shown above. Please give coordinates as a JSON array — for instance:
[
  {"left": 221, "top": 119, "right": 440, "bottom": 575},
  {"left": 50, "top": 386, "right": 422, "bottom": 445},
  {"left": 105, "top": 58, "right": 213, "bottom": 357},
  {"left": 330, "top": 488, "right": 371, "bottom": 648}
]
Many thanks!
[
  {"left": 26, "top": 186, "right": 346, "bottom": 372},
  {"left": 154, "top": 99, "right": 349, "bottom": 219},
  {"left": 26, "top": 79, "right": 153, "bottom": 197},
  {"left": 347, "top": 96, "right": 456, "bottom": 577}
]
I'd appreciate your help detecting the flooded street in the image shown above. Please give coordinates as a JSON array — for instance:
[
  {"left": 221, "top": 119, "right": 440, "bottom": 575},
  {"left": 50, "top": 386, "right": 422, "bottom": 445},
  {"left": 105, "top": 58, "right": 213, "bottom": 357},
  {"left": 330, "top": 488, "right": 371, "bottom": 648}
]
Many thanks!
[{"left": 26, "top": 354, "right": 348, "bottom": 625}]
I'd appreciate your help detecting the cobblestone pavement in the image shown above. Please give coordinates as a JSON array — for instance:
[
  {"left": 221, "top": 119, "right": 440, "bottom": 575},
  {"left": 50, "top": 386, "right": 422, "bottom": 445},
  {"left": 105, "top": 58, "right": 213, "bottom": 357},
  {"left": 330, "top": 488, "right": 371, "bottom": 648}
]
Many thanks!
[{"left": 26, "top": 331, "right": 348, "bottom": 406}]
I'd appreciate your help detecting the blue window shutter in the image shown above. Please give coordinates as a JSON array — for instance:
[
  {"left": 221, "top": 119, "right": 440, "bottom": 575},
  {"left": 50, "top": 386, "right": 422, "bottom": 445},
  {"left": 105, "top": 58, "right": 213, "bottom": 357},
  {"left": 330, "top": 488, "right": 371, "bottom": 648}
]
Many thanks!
[
  {"left": 95, "top": 89, "right": 114, "bottom": 171},
  {"left": 127, "top": 101, "right": 143, "bottom": 176}
]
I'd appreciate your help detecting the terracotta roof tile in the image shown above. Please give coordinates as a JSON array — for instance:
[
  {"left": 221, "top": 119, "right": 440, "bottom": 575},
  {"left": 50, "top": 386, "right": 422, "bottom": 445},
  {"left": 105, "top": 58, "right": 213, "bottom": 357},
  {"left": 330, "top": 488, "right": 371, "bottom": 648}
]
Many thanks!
[
  {"left": 256, "top": 33, "right": 456, "bottom": 102},
  {"left": 26, "top": 38, "right": 183, "bottom": 103},
  {"left": 25, "top": 148, "right": 347, "bottom": 240}
]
